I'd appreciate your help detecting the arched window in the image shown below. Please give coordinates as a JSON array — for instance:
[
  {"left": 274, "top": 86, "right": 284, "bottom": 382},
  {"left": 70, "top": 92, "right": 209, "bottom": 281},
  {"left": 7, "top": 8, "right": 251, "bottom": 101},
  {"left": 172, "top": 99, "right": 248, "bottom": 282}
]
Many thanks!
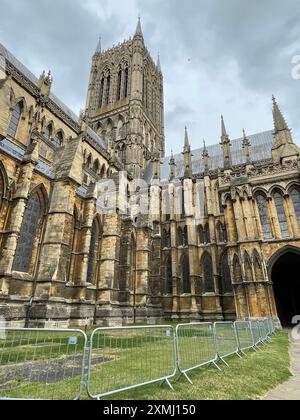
[
  {"left": 44, "top": 124, "right": 53, "bottom": 140},
  {"left": 256, "top": 194, "right": 272, "bottom": 240},
  {"left": 204, "top": 224, "right": 211, "bottom": 244},
  {"left": 93, "top": 160, "right": 100, "bottom": 174},
  {"left": 182, "top": 255, "right": 191, "bottom": 294},
  {"left": 87, "top": 154, "right": 92, "bottom": 168},
  {"left": 162, "top": 229, "right": 171, "bottom": 249},
  {"left": 244, "top": 252, "right": 253, "bottom": 282},
  {"left": 120, "top": 144, "right": 126, "bottom": 164},
  {"left": 166, "top": 256, "right": 173, "bottom": 295},
  {"left": 177, "top": 227, "right": 183, "bottom": 246},
  {"left": 221, "top": 251, "right": 232, "bottom": 293},
  {"left": 273, "top": 191, "right": 289, "bottom": 238},
  {"left": 99, "top": 78, "right": 104, "bottom": 107},
  {"left": 13, "top": 192, "right": 42, "bottom": 273},
  {"left": 199, "top": 225, "right": 205, "bottom": 244},
  {"left": 233, "top": 255, "right": 242, "bottom": 283},
  {"left": 117, "top": 70, "right": 122, "bottom": 101},
  {"left": 291, "top": 189, "right": 300, "bottom": 227},
  {"left": 87, "top": 220, "right": 102, "bottom": 284},
  {"left": 217, "top": 223, "right": 224, "bottom": 243},
  {"left": 183, "top": 226, "right": 188, "bottom": 247},
  {"left": 124, "top": 68, "right": 129, "bottom": 99},
  {"left": 53, "top": 131, "right": 63, "bottom": 147},
  {"left": 104, "top": 75, "right": 110, "bottom": 106},
  {"left": 253, "top": 252, "right": 264, "bottom": 282},
  {"left": 7, "top": 102, "right": 23, "bottom": 137},
  {"left": 203, "top": 252, "right": 214, "bottom": 293},
  {"left": 163, "top": 190, "right": 171, "bottom": 221}
]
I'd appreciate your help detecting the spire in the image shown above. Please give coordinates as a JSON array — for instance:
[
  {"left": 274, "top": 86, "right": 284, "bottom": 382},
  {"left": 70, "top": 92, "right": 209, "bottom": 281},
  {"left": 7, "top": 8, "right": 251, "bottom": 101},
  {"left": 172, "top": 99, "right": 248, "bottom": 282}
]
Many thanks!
[
  {"left": 184, "top": 126, "right": 191, "bottom": 152},
  {"left": 183, "top": 127, "right": 192, "bottom": 178},
  {"left": 221, "top": 115, "right": 228, "bottom": 138},
  {"left": 202, "top": 140, "right": 209, "bottom": 173},
  {"left": 95, "top": 36, "right": 102, "bottom": 55},
  {"left": 272, "top": 95, "right": 289, "bottom": 133},
  {"left": 157, "top": 53, "right": 162, "bottom": 73},
  {"left": 242, "top": 129, "right": 251, "bottom": 164},
  {"left": 169, "top": 150, "right": 176, "bottom": 181},
  {"left": 220, "top": 115, "right": 232, "bottom": 169},
  {"left": 135, "top": 16, "right": 143, "bottom": 37}
]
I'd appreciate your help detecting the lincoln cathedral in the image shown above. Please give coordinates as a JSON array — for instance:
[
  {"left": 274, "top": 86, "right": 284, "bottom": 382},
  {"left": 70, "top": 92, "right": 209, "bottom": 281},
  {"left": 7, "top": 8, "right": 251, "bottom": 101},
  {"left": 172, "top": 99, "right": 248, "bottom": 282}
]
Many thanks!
[{"left": 0, "top": 19, "right": 300, "bottom": 328}]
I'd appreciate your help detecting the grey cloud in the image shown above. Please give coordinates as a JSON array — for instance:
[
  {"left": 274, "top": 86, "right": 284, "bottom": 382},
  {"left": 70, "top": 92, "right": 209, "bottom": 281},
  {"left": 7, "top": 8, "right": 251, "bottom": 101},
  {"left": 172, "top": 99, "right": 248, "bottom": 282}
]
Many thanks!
[{"left": 1, "top": 0, "right": 299, "bottom": 155}]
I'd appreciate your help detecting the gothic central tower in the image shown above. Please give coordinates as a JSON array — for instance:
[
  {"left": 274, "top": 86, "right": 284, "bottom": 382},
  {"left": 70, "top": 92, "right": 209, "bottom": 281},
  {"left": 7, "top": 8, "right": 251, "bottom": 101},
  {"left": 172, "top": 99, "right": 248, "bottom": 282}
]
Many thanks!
[{"left": 85, "top": 19, "right": 165, "bottom": 178}]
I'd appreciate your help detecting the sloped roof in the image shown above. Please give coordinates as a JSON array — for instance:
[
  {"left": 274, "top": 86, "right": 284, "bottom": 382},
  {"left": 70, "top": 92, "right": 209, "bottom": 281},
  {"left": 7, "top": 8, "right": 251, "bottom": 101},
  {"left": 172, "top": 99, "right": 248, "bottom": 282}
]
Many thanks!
[
  {"left": 145, "top": 130, "right": 275, "bottom": 182},
  {"left": 0, "top": 42, "right": 79, "bottom": 123}
]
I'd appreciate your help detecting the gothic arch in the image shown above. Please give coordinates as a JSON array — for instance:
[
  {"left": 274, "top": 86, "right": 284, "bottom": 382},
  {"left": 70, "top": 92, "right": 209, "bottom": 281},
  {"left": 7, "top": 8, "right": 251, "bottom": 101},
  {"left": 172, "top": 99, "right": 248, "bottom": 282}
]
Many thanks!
[
  {"left": 220, "top": 250, "right": 233, "bottom": 293},
  {"left": 244, "top": 251, "right": 253, "bottom": 282},
  {"left": 233, "top": 254, "right": 242, "bottom": 283},
  {"left": 267, "top": 245, "right": 300, "bottom": 278},
  {"left": 253, "top": 250, "right": 264, "bottom": 282},
  {"left": 87, "top": 216, "right": 103, "bottom": 286},
  {"left": 165, "top": 255, "right": 173, "bottom": 295},
  {"left": 202, "top": 251, "right": 214, "bottom": 293},
  {"left": 181, "top": 253, "right": 191, "bottom": 294},
  {"left": 12, "top": 185, "right": 48, "bottom": 275},
  {"left": 0, "top": 161, "right": 9, "bottom": 198}
]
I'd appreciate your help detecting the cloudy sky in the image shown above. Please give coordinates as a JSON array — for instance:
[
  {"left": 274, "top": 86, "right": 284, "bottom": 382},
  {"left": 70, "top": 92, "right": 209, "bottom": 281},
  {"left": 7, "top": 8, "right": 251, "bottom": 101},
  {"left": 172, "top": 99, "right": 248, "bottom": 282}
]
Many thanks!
[{"left": 1, "top": 0, "right": 299, "bottom": 155}]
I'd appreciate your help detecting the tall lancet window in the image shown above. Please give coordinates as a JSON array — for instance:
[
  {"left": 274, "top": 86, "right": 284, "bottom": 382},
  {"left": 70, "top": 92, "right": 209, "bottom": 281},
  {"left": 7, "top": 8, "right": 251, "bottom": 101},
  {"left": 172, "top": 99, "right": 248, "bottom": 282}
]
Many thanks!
[
  {"left": 99, "top": 78, "right": 105, "bottom": 108},
  {"left": 182, "top": 255, "right": 191, "bottom": 294},
  {"left": 273, "top": 191, "right": 289, "bottom": 238},
  {"left": 291, "top": 189, "right": 300, "bottom": 228},
  {"left": 203, "top": 252, "right": 214, "bottom": 293},
  {"left": 117, "top": 70, "right": 122, "bottom": 101},
  {"left": 124, "top": 68, "right": 129, "bottom": 99},
  {"left": 104, "top": 75, "right": 110, "bottom": 106},
  {"left": 256, "top": 194, "right": 272, "bottom": 240},
  {"left": 7, "top": 102, "right": 23, "bottom": 137}
]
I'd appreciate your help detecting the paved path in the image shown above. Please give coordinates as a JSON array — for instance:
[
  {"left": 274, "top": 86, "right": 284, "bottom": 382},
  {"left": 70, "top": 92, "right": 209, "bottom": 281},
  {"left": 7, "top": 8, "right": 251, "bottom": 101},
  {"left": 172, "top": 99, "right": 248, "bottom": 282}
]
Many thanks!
[{"left": 263, "top": 330, "right": 300, "bottom": 400}]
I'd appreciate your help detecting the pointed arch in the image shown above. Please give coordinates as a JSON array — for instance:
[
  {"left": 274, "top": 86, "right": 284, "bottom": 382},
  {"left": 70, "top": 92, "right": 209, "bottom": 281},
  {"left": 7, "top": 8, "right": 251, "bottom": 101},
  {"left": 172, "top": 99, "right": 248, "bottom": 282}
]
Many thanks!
[
  {"left": 198, "top": 225, "right": 205, "bottom": 244},
  {"left": 87, "top": 217, "right": 103, "bottom": 285},
  {"left": 244, "top": 251, "right": 253, "bottom": 282},
  {"left": 291, "top": 187, "right": 300, "bottom": 227},
  {"left": 202, "top": 252, "right": 214, "bottom": 293},
  {"left": 7, "top": 101, "right": 23, "bottom": 137},
  {"left": 165, "top": 255, "right": 173, "bottom": 295},
  {"left": 12, "top": 186, "right": 47, "bottom": 274},
  {"left": 255, "top": 192, "right": 272, "bottom": 240},
  {"left": 233, "top": 254, "right": 242, "bottom": 283},
  {"left": 204, "top": 223, "right": 211, "bottom": 244},
  {"left": 273, "top": 189, "right": 289, "bottom": 238},
  {"left": 177, "top": 227, "right": 183, "bottom": 246},
  {"left": 93, "top": 159, "right": 100, "bottom": 175},
  {"left": 44, "top": 122, "right": 54, "bottom": 140},
  {"left": 181, "top": 254, "right": 191, "bottom": 294},
  {"left": 253, "top": 250, "right": 264, "bottom": 282},
  {"left": 217, "top": 222, "right": 224, "bottom": 243},
  {"left": 53, "top": 130, "right": 64, "bottom": 148},
  {"left": 221, "top": 250, "right": 233, "bottom": 293}
]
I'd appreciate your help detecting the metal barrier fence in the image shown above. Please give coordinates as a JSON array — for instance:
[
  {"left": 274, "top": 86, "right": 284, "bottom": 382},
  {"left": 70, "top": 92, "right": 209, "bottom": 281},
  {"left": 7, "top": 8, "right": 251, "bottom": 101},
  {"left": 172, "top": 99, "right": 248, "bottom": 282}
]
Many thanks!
[
  {"left": 213, "top": 322, "right": 241, "bottom": 366},
  {"left": 175, "top": 323, "right": 220, "bottom": 384},
  {"left": 0, "top": 328, "right": 87, "bottom": 400},
  {"left": 87, "top": 325, "right": 177, "bottom": 400},
  {"left": 0, "top": 318, "right": 276, "bottom": 400},
  {"left": 234, "top": 321, "right": 254, "bottom": 353}
]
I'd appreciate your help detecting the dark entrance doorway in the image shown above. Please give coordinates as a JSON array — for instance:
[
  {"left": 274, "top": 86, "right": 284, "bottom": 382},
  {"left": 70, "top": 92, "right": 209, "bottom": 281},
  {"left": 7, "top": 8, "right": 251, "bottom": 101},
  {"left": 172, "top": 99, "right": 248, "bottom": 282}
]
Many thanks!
[{"left": 271, "top": 251, "right": 300, "bottom": 326}]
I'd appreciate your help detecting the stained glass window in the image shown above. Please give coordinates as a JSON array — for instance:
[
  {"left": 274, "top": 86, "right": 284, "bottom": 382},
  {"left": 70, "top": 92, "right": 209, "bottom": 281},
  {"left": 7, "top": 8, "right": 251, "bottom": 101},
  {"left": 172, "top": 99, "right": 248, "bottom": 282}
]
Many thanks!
[
  {"left": 166, "top": 257, "right": 173, "bottom": 295},
  {"left": 203, "top": 252, "right": 214, "bottom": 293},
  {"left": 182, "top": 255, "right": 191, "bottom": 294},
  {"left": 256, "top": 194, "right": 272, "bottom": 240},
  {"left": 273, "top": 192, "right": 289, "bottom": 238},
  {"left": 291, "top": 189, "right": 300, "bottom": 227},
  {"left": 221, "top": 252, "right": 232, "bottom": 293},
  {"left": 87, "top": 221, "right": 98, "bottom": 284},
  {"left": 7, "top": 102, "right": 23, "bottom": 137},
  {"left": 53, "top": 131, "right": 63, "bottom": 148},
  {"left": 13, "top": 193, "right": 41, "bottom": 273}
]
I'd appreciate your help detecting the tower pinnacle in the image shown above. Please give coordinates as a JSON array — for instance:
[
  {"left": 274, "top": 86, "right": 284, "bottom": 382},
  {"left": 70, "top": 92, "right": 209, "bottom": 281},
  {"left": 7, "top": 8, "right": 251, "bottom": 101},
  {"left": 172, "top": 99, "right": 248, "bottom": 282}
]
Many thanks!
[
  {"left": 135, "top": 16, "right": 143, "bottom": 37},
  {"left": 95, "top": 36, "right": 102, "bottom": 55},
  {"left": 272, "top": 95, "right": 289, "bottom": 133}
]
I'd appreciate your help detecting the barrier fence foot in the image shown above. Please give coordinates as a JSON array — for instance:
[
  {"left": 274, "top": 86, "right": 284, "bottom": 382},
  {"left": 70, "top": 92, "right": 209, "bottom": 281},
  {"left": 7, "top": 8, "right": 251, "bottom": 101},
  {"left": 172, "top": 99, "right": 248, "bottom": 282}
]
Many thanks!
[
  {"left": 212, "top": 361, "right": 222, "bottom": 372},
  {"left": 183, "top": 372, "right": 193, "bottom": 385},
  {"left": 220, "top": 357, "right": 230, "bottom": 367},
  {"left": 237, "top": 352, "right": 243, "bottom": 359},
  {"left": 163, "top": 378, "right": 175, "bottom": 391},
  {"left": 240, "top": 350, "right": 247, "bottom": 357}
]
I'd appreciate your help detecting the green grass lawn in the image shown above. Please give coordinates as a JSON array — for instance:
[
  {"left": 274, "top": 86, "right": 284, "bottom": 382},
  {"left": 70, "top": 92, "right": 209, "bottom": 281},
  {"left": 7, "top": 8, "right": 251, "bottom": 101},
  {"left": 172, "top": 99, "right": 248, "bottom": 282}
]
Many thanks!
[
  {"left": 105, "top": 332, "right": 291, "bottom": 401},
  {"left": 0, "top": 331, "right": 291, "bottom": 401}
]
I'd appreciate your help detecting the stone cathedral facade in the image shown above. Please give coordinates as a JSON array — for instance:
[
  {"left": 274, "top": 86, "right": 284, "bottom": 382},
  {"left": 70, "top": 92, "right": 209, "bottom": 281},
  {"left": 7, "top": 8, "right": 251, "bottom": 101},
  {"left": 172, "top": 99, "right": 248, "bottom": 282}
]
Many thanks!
[{"left": 0, "top": 20, "right": 300, "bottom": 328}]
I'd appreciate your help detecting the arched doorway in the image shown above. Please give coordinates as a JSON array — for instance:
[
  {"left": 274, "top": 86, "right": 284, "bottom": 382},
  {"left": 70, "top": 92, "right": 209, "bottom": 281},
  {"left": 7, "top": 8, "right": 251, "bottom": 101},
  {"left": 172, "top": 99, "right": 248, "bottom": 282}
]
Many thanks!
[{"left": 269, "top": 247, "right": 300, "bottom": 326}]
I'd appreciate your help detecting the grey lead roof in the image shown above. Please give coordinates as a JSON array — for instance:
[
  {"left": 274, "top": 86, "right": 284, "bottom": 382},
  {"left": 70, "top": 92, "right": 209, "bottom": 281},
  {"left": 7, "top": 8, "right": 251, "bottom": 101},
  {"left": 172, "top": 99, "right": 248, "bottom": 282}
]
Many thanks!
[
  {"left": 145, "top": 130, "right": 275, "bottom": 182},
  {"left": 0, "top": 42, "right": 79, "bottom": 123}
]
